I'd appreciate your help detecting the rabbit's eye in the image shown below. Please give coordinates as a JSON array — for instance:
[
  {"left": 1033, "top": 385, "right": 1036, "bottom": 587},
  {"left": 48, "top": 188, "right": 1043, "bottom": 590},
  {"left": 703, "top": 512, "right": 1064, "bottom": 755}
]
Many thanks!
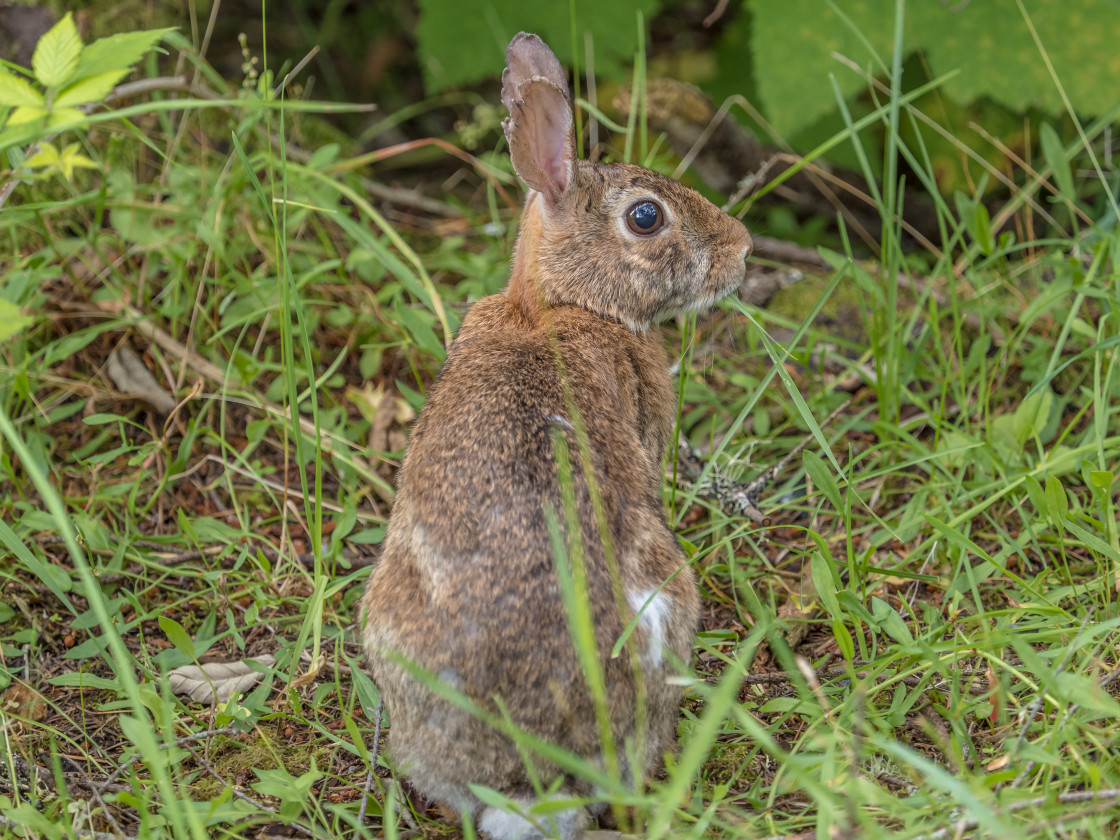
[{"left": 626, "top": 201, "right": 664, "bottom": 235}]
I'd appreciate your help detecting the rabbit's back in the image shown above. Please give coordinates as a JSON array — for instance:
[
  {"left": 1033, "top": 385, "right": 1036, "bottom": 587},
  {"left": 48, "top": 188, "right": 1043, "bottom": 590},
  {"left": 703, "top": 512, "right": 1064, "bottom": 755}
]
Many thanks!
[{"left": 363, "top": 297, "right": 698, "bottom": 801}]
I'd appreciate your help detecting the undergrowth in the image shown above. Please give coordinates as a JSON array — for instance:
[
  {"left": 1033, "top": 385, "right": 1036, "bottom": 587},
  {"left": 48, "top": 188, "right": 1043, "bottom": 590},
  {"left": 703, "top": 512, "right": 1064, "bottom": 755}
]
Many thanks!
[{"left": 0, "top": 4, "right": 1118, "bottom": 840}]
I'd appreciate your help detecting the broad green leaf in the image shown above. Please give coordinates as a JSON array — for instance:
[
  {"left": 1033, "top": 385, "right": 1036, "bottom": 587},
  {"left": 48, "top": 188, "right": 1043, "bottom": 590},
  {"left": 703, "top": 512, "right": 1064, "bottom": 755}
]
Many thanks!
[
  {"left": 973, "top": 200, "right": 994, "bottom": 257},
  {"left": 48, "top": 672, "right": 120, "bottom": 690},
  {"left": 56, "top": 70, "right": 128, "bottom": 108},
  {"left": 831, "top": 618, "right": 855, "bottom": 660},
  {"left": 1012, "top": 386, "right": 1053, "bottom": 444},
  {"left": 158, "top": 615, "right": 196, "bottom": 660},
  {"left": 6, "top": 105, "right": 48, "bottom": 126},
  {"left": 871, "top": 596, "right": 913, "bottom": 644},
  {"left": 803, "top": 450, "right": 843, "bottom": 512},
  {"left": 55, "top": 142, "right": 98, "bottom": 180},
  {"left": 69, "top": 28, "right": 176, "bottom": 85},
  {"left": 0, "top": 71, "right": 45, "bottom": 108},
  {"left": 415, "top": 0, "right": 664, "bottom": 93},
  {"left": 1044, "top": 475, "right": 1068, "bottom": 525},
  {"left": 393, "top": 303, "right": 445, "bottom": 361},
  {"left": 32, "top": 12, "right": 82, "bottom": 89},
  {"left": 749, "top": 0, "right": 1120, "bottom": 140},
  {"left": 1088, "top": 471, "right": 1114, "bottom": 491},
  {"left": 46, "top": 107, "right": 85, "bottom": 129},
  {"left": 809, "top": 548, "right": 843, "bottom": 621},
  {"left": 24, "top": 141, "right": 60, "bottom": 167},
  {"left": 0, "top": 300, "right": 35, "bottom": 341},
  {"left": 1039, "top": 123, "right": 1076, "bottom": 202},
  {"left": 750, "top": 0, "right": 895, "bottom": 138}
]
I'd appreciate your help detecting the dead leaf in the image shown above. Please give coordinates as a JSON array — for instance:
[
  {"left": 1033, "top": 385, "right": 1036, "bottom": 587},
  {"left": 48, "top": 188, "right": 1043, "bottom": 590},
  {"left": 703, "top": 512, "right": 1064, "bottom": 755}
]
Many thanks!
[
  {"left": 168, "top": 655, "right": 276, "bottom": 703},
  {"left": 107, "top": 346, "right": 178, "bottom": 413},
  {"left": 1, "top": 682, "right": 48, "bottom": 730}
]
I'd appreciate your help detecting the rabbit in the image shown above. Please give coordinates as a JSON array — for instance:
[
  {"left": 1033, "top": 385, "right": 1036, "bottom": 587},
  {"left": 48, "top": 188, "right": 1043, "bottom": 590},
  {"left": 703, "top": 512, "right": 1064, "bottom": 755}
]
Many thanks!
[{"left": 362, "top": 32, "right": 752, "bottom": 840}]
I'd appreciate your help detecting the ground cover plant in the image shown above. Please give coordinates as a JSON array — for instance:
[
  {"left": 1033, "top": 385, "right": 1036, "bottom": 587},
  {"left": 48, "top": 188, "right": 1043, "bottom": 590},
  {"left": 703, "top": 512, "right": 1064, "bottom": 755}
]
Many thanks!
[{"left": 0, "top": 3, "right": 1118, "bottom": 839}]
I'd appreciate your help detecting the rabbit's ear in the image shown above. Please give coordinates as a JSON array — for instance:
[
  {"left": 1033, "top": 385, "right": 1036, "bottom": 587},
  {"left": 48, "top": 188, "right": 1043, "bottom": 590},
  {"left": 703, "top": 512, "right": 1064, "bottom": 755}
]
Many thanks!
[{"left": 502, "top": 34, "right": 576, "bottom": 205}]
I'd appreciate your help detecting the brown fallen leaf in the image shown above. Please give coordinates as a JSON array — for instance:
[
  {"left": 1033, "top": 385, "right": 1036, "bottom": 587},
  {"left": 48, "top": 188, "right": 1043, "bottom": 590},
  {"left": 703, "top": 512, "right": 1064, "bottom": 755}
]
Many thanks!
[
  {"left": 168, "top": 655, "right": 276, "bottom": 704},
  {"left": 107, "top": 345, "right": 178, "bottom": 413}
]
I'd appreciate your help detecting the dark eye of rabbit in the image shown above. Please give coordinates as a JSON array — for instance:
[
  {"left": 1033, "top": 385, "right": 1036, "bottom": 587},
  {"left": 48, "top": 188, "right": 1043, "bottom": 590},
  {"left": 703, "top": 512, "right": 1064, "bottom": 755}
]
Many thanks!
[{"left": 625, "top": 200, "right": 665, "bottom": 235}]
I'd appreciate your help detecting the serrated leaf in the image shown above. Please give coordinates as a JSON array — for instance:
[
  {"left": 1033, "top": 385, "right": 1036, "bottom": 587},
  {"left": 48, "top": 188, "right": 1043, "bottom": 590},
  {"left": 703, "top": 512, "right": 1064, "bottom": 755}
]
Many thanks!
[
  {"left": 0, "top": 71, "right": 45, "bottom": 108},
  {"left": 415, "top": 0, "right": 664, "bottom": 94},
  {"left": 168, "top": 655, "right": 276, "bottom": 704},
  {"left": 55, "top": 143, "right": 98, "bottom": 181},
  {"left": 7, "top": 105, "right": 48, "bottom": 126},
  {"left": 46, "top": 107, "right": 85, "bottom": 129},
  {"left": 0, "top": 299, "right": 36, "bottom": 341},
  {"left": 1039, "top": 123, "right": 1076, "bottom": 203},
  {"left": 56, "top": 70, "right": 127, "bottom": 108},
  {"left": 24, "top": 141, "right": 59, "bottom": 167},
  {"left": 69, "top": 28, "right": 176, "bottom": 85},
  {"left": 32, "top": 12, "right": 83, "bottom": 89}
]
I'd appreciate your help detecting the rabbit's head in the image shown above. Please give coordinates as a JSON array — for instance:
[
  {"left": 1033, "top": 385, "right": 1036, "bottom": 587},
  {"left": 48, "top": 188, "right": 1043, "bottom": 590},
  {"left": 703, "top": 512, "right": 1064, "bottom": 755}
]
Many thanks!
[{"left": 501, "top": 32, "right": 752, "bottom": 333}]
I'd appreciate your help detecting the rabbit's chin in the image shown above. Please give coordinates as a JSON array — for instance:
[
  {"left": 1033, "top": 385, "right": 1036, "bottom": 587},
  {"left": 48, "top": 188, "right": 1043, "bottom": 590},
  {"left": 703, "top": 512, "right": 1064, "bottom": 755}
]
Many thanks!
[{"left": 650, "top": 290, "right": 737, "bottom": 326}]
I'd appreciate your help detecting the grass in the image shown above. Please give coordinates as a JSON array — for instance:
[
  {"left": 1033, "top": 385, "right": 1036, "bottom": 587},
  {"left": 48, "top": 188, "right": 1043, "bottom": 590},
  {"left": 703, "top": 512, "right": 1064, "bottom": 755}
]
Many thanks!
[{"left": 1, "top": 6, "right": 1119, "bottom": 840}]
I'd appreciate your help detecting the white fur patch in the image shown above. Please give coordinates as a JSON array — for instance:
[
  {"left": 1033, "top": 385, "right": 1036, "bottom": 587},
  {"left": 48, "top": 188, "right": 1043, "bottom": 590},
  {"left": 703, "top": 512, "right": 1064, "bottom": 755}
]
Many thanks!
[
  {"left": 626, "top": 587, "right": 672, "bottom": 669},
  {"left": 542, "top": 412, "right": 574, "bottom": 429},
  {"left": 477, "top": 794, "right": 587, "bottom": 840}
]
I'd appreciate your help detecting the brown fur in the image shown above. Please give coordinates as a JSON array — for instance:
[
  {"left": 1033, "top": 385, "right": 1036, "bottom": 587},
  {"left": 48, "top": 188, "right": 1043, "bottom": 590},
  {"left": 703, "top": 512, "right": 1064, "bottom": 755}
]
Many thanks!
[{"left": 362, "top": 32, "right": 752, "bottom": 839}]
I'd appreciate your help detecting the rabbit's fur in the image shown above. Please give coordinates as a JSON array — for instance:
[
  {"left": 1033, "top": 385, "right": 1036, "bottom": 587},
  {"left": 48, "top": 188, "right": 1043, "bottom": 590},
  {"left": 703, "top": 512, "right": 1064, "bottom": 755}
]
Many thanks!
[{"left": 362, "top": 32, "right": 752, "bottom": 840}]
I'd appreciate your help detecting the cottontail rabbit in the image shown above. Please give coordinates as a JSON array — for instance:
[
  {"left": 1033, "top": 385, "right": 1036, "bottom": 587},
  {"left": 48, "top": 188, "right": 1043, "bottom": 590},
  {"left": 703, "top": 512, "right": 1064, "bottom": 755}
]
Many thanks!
[{"left": 362, "top": 32, "right": 752, "bottom": 840}]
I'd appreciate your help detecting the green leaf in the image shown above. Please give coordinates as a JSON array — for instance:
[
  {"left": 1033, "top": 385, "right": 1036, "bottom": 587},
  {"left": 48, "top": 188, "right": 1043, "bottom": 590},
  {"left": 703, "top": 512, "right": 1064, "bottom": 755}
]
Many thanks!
[
  {"left": 6, "top": 105, "right": 48, "bottom": 126},
  {"left": 0, "top": 300, "right": 35, "bottom": 341},
  {"left": 749, "top": 0, "right": 1120, "bottom": 140},
  {"left": 32, "top": 12, "right": 83, "bottom": 89},
  {"left": 158, "top": 615, "right": 196, "bottom": 660},
  {"left": 870, "top": 596, "right": 913, "bottom": 644},
  {"left": 69, "top": 28, "right": 176, "bottom": 85},
  {"left": 831, "top": 618, "right": 855, "bottom": 660},
  {"left": 1039, "top": 123, "right": 1076, "bottom": 203},
  {"left": 394, "top": 303, "right": 445, "bottom": 361},
  {"left": 1088, "top": 471, "right": 1114, "bottom": 491},
  {"left": 1044, "top": 476, "right": 1068, "bottom": 525},
  {"left": 48, "top": 672, "right": 120, "bottom": 690},
  {"left": 809, "top": 547, "right": 844, "bottom": 621},
  {"left": 803, "top": 450, "right": 843, "bottom": 512},
  {"left": 56, "top": 70, "right": 128, "bottom": 108},
  {"left": 973, "top": 200, "right": 994, "bottom": 257},
  {"left": 0, "top": 519, "right": 73, "bottom": 610},
  {"left": 55, "top": 142, "right": 98, "bottom": 180},
  {"left": 46, "top": 107, "right": 85, "bottom": 129},
  {"left": 0, "top": 71, "right": 45, "bottom": 108},
  {"left": 415, "top": 0, "right": 664, "bottom": 93},
  {"left": 1012, "top": 386, "right": 1053, "bottom": 444}
]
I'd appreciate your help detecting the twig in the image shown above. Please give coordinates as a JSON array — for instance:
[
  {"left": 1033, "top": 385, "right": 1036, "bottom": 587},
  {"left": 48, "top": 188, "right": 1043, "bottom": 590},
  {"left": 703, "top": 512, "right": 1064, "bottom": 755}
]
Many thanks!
[
  {"left": 94, "top": 724, "right": 241, "bottom": 797},
  {"left": 356, "top": 697, "right": 384, "bottom": 826},
  {"left": 732, "top": 663, "right": 993, "bottom": 696},
  {"left": 679, "top": 398, "right": 853, "bottom": 524}
]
